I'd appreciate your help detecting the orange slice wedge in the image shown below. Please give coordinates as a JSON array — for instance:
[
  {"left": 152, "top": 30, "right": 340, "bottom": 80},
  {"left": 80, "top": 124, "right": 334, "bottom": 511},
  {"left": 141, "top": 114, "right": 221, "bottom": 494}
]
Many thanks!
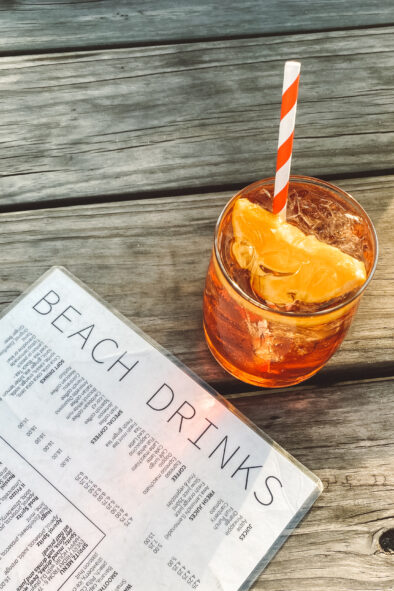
[{"left": 232, "top": 198, "right": 366, "bottom": 305}]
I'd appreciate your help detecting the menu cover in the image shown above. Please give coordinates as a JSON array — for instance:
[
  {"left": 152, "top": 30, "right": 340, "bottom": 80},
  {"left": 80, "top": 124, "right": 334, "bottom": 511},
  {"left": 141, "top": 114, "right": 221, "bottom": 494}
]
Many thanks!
[{"left": 0, "top": 267, "right": 322, "bottom": 591}]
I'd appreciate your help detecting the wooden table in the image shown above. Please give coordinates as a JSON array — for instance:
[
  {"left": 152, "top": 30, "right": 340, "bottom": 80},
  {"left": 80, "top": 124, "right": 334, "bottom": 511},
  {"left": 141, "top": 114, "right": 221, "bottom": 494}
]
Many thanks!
[{"left": 0, "top": 2, "right": 393, "bottom": 589}]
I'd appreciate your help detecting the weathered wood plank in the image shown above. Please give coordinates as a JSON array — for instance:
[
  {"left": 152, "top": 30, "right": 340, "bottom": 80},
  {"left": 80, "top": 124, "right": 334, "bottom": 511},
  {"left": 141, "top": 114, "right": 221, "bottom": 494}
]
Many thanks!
[
  {"left": 0, "top": 174, "right": 391, "bottom": 390},
  {"left": 1, "top": 28, "right": 394, "bottom": 206},
  {"left": 0, "top": 1, "right": 393, "bottom": 52},
  {"left": 230, "top": 378, "right": 394, "bottom": 590}
]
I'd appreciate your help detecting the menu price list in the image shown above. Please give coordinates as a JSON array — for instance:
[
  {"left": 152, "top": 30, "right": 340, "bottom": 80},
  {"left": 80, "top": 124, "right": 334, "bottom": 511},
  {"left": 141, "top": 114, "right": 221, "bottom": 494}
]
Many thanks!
[{"left": 0, "top": 437, "right": 106, "bottom": 591}]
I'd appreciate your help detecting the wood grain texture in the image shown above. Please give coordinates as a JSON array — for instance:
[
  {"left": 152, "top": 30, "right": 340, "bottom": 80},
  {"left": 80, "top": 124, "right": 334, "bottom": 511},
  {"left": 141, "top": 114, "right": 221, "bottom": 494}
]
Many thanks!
[
  {"left": 1, "top": 28, "right": 394, "bottom": 206},
  {"left": 229, "top": 377, "right": 394, "bottom": 590},
  {"left": 0, "top": 1, "right": 393, "bottom": 52},
  {"left": 0, "top": 174, "right": 391, "bottom": 391}
]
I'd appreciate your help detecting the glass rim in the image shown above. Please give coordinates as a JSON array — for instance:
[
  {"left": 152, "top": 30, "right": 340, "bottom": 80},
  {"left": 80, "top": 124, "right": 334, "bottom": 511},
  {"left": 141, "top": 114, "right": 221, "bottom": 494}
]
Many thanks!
[{"left": 214, "top": 175, "right": 379, "bottom": 318}]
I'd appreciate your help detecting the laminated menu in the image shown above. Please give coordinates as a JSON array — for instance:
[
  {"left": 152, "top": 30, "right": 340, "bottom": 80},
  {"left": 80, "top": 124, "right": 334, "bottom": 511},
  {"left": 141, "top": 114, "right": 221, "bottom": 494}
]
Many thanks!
[{"left": 0, "top": 267, "right": 322, "bottom": 591}]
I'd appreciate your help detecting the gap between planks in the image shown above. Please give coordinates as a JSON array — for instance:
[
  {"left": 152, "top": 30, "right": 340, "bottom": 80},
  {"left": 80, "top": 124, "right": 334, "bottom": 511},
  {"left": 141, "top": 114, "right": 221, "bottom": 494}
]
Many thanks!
[
  {"left": 0, "top": 167, "right": 393, "bottom": 215},
  {"left": 0, "top": 22, "right": 394, "bottom": 58}
]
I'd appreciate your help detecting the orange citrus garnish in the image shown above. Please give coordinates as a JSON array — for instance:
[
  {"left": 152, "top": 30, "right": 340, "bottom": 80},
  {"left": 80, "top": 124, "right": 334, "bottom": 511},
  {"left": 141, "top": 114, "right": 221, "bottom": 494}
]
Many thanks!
[{"left": 232, "top": 198, "right": 366, "bottom": 305}]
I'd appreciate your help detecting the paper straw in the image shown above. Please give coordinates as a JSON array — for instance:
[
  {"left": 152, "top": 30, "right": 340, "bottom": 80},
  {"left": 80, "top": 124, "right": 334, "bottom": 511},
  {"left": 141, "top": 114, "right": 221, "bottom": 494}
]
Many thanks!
[{"left": 272, "top": 61, "right": 301, "bottom": 220}]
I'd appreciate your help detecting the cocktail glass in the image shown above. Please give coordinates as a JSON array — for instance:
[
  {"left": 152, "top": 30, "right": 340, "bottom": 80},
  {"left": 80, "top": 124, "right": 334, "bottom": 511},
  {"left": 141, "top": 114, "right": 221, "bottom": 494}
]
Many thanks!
[{"left": 203, "top": 176, "right": 378, "bottom": 388}]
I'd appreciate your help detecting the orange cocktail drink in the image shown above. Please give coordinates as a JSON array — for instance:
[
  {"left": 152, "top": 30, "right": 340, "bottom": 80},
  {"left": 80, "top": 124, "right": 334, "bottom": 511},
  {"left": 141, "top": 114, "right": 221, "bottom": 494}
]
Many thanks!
[{"left": 203, "top": 176, "right": 378, "bottom": 388}]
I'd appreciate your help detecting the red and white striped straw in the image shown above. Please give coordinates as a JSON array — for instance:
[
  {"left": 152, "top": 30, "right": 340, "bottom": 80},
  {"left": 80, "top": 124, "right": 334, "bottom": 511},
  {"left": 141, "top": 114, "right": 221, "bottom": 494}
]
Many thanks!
[{"left": 272, "top": 61, "right": 301, "bottom": 220}]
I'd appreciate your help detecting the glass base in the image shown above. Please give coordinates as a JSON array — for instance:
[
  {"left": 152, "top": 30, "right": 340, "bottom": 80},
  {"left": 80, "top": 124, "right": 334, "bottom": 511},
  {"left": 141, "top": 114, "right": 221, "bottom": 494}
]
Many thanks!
[{"left": 203, "top": 322, "right": 323, "bottom": 389}]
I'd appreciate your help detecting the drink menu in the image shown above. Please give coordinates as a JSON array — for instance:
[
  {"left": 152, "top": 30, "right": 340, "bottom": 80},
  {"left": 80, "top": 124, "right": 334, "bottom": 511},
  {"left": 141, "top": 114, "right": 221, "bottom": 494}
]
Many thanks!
[{"left": 0, "top": 267, "right": 322, "bottom": 591}]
